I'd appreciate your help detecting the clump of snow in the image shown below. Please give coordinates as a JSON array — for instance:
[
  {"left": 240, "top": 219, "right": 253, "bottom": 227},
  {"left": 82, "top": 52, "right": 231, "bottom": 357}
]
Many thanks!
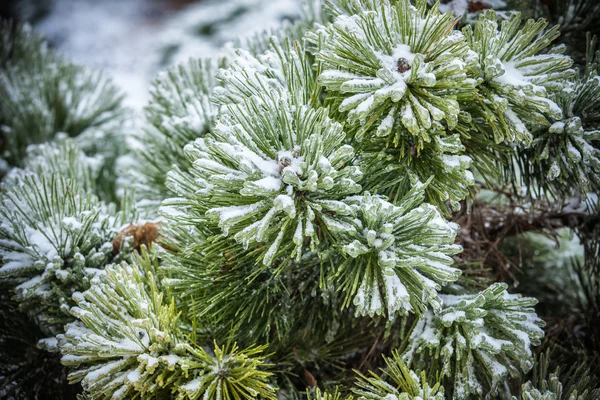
[{"left": 494, "top": 61, "right": 530, "bottom": 87}]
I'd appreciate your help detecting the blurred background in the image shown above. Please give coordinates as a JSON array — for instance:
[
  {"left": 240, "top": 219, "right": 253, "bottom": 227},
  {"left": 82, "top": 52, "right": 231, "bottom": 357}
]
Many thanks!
[{"left": 0, "top": 0, "right": 303, "bottom": 108}]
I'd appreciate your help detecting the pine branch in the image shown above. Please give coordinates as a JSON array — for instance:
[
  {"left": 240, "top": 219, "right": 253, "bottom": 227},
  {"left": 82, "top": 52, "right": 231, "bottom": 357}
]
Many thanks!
[
  {"left": 0, "top": 172, "right": 135, "bottom": 334},
  {"left": 462, "top": 10, "right": 574, "bottom": 143},
  {"left": 307, "top": 387, "right": 354, "bottom": 400},
  {"left": 403, "top": 282, "right": 545, "bottom": 397},
  {"left": 513, "top": 351, "right": 600, "bottom": 400},
  {"left": 509, "top": 34, "right": 600, "bottom": 197},
  {"left": 353, "top": 349, "right": 444, "bottom": 399},
  {"left": 129, "top": 57, "right": 221, "bottom": 208},
  {"left": 0, "top": 20, "right": 128, "bottom": 201},
  {"left": 59, "top": 250, "right": 277, "bottom": 400},
  {"left": 311, "top": 0, "right": 475, "bottom": 146},
  {"left": 331, "top": 188, "right": 462, "bottom": 318}
]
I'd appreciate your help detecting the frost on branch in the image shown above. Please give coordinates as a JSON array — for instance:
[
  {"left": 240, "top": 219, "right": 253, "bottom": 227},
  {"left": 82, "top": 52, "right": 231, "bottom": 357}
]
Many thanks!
[
  {"left": 0, "top": 21, "right": 126, "bottom": 176},
  {"left": 463, "top": 11, "right": 574, "bottom": 143},
  {"left": 311, "top": 0, "right": 476, "bottom": 147},
  {"left": 360, "top": 133, "right": 475, "bottom": 212},
  {"left": 0, "top": 173, "right": 133, "bottom": 334},
  {"left": 213, "top": 37, "right": 317, "bottom": 110},
  {"left": 403, "top": 283, "right": 545, "bottom": 398},
  {"left": 512, "top": 352, "right": 600, "bottom": 400},
  {"left": 129, "top": 58, "right": 221, "bottom": 207},
  {"left": 306, "top": 0, "right": 476, "bottom": 211},
  {"left": 15, "top": 136, "right": 105, "bottom": 198},
  {"left": 164, "top": 86, "right": 361, "bottom": 267},
  {"left": 515, "top": 34, "right": 600, "bottom": 196},
  {"left": 58, "top": 252, "right": 276, "bottom": 400},
  {"left": 333, "top": 185, "right": 462, "bottom": 318},
  {"left": 352, "top": 350, "right": 444, "bottom": 399},
  {"left": 307, "top": 388, "right": 353, "bottom": 400}
]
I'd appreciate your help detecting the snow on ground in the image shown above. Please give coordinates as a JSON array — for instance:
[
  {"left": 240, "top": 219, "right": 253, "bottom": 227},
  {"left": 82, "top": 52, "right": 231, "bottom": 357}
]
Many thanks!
[{"left": 35, "top": 0, "right": 302, "bottom": 109}]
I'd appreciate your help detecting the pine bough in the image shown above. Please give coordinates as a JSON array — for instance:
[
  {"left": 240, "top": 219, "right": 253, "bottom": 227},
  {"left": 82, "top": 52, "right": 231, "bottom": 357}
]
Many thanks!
[{"left": 1, "top": 0, "right": 599, "bottom": 399}]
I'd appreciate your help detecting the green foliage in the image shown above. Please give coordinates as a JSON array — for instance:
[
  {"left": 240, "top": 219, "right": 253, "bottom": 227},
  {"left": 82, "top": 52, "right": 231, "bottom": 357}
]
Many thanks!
[
  {"left": 313, "top": 0, "right": 475, "bottom": 146},
  {"left": 0, "top": 19, "right": 48, "bottom": 69},
  {"left": 307, "top": 388, "right": 353, "bottom": 400},
  {"left": 306, "top": 0, "right": 478, "bottom": 210},
  {"left": 4, "top": 0, "right": 599, "bottom": 398},
  {"left": 130, "top": 57, "right": 220, "bottom": 207},
  {"left": 0, "top": 172, "right": 135, "bottom": 333},
  {"left": 0, "top": 21, "right": 127, "bottom": 201},
  {"left": 161, "top": 35, "right": 465, "bottom": 339},
  {"left": 358, "top": 132, "right": 475, "bottom": 212},
  {"left": 166, "top": 98, "right": 361, "bottom": 268},
  {"left": 463, "top": 11, "right": 574, "bottom": 143},
  {"left": 233, "top": 0, "right": 327, "bottom": 56},
  {"left": 59, "top": 251, "right": 277, "bottom": 400},
  {"left": 513, "top": 34, "right": 600, "bottom": 196},
  {"left": 514, "top": 352, "right": 600, "bottom": 400},
  {"left": 353, "top": 350, "right": 443, "bottom": 399},
  {"left": 213, "top": 37, "right": 318, "bottom": 109},
  {"left": 403, "top": 283, "right": 545, "bottom": 398},
  {"left": 332, "top": 188, "right": 461, "bottom": 318},
  {"left": 16, "top": 135, "right": 119, "bottom": 202},
  {"left": 164, "top": 38, "right": 362, "bottom": 266},
  {"left": 158, "top": 230, "right": 352, "bottom": 348}
]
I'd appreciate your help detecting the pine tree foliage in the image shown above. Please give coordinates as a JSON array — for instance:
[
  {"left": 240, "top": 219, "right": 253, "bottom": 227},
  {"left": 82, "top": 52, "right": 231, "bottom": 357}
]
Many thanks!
[
  {"left": 1, "top": 0, "right": 600, "bottom": 398},
  {"left": 352, "top": 350, "right": 443, "bottom": 399},
  {"left": 514, "top": 352, "right": 600, "bottom": 400},
  {"left": 9, "top": 136, "right": 100, "bottom": 193},
  {"left": 333, "top": 188, "right": 462, "bottom": 318},
  {"left": 514, "top": 34, "right": 600, "bottom": 196},
  {"left": 0, "top": 21, "right": 127, "bottom": 177},
  {"left": 162, "top": 36, "right": 465, "bottom": 326},
  {"left": 314, "top": 0, "right": 475, "bottom": 146},
  {"left": 129, "top": 58, "right": 221, "bottom": 206},
  {"left": 0, "top": 171, "right": 136, "bottom": 334},
  {"left": 358, "top": 132, "right": 475, "bottom": 213},
  {"left": 305, "top": 351, "right": 443, "bottom": 400},
  {"left": 167, "top": 96, "right": 361, "bottom": 268},
  {"left": 307, "top": 387, "right": 353, "bottom": 400},
  {"left": 160, "top": 234, "right": 353, "bottom": 348},
  {"left": 0, "top": 19, "right": 141, "bottom": 397},
  {"left": 164, "top": 39, "right": 359, "bottom": 265},
  {"left": 403, "top": 283, "right": 545, "bottom": 397},
  {"left": 59, "top": 251, "right": 276, "bottom": 400},
  {"left": 307, "top": 0, "right": 477, "bottom": 209},
  {"left": 462, "top": 10, "right": 574, "bottom": 144},
  {"left": 232, "top": 0, "right": 328, "bottom": 56}
]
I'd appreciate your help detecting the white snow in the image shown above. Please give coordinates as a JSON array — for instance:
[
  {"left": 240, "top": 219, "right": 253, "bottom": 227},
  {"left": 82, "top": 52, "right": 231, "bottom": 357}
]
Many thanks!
[
  {"left": 253, "top": 176, "right": 283, "bottom": 191},
  {"left": 28, "top": 229, "right": 59, "bottom": 259},
  {"left": 392, "top": 44, "right": 416, "bottom": 66},
  {"left": 62, "top": 217, "right": 83, "bottom": 230},
  {"left": 494, "top": 61, "right": 530, "bottom": 87},
  {"left": 383, "top": 271, "right": 412, "bottom": 316},
  {"left": 438, "top": 0, "right": 469, "bottom": 16},
  {"left": 35, "top": 0, "right": 302, "bottom": 109}
]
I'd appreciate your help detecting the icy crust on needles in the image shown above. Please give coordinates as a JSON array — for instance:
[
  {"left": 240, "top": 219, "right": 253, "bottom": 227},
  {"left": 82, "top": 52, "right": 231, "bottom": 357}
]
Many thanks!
[
  {"left": 404, "top": 283, "right": 545, "bottom": 398},
  {"left": 313, "top": 0, "right": 476, "bottom": 145},
  {"left": 337, "top": 187, "right": 462, "bottom": 319},
  {"left": 59, "top": 256, "right": 276, "bottom": 400},
  {"left": 463, "top": 10, "right": 574, "bottom": 143},
  {"left": 164, "top": 96, "right": 363, "bottom": 267},
  {"left": 0, "top": 172, "right": 127, "bottom": 333},
  {"left": 161, "top": 37, "right": 465, "bottom": 320}
]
